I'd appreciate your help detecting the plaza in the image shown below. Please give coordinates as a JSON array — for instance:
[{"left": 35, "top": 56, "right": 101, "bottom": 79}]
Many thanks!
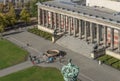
[
  {"left": 0, "top": 0, "right": 120, "bottom": 81},
  {"left": 1, "top": 30, "right": 120, "bottom": 81}
]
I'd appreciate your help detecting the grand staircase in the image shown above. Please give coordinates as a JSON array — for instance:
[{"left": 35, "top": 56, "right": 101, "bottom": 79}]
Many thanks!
[{"left": 56, "top": 35, "right": 94, "bottom": 58}]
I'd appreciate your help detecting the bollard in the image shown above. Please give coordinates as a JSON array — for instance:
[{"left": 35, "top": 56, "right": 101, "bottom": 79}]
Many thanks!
[{"left": 98, "top": 60, "right": 102, "bottom": 65}]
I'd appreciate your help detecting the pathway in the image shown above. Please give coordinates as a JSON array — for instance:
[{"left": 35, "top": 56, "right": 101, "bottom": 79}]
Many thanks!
[{"left": 0, "top": 61, "right": 33, "bottom": 77}]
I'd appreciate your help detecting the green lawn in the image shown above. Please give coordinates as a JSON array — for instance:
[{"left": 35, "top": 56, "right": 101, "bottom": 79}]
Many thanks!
[
  {"left": 0, "top": 39, "right": 28, "bottom": 69},
  {"left": 0, "top": 66, "right": 64, "bottom": 81}
]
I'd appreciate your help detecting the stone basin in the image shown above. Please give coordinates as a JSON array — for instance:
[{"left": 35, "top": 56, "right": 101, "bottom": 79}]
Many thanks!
[{"left": 46, "top": 50, "right": 60, "bottom": 57}]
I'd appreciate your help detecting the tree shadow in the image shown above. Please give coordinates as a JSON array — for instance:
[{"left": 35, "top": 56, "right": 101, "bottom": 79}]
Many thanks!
[
  {"left": 3, "top": 31, "right": 24, "bottom": 36},
  {"left": 59, "top": 50, "right": 67, "bottom": 57}
]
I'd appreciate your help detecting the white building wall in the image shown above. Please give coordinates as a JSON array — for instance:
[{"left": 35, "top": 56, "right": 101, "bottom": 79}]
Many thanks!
[{"left": 86, "top": 0, "right": 120, "bottom": 12}]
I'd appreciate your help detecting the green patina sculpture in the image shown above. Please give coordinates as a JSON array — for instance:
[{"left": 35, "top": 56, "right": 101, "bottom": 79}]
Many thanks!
[{"left": 61, "top": 59, "right": 79, "bottom": 81}]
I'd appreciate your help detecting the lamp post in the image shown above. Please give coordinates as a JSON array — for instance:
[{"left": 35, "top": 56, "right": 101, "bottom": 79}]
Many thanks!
[{"left": 61, "top": 59, "right": 79, "bottom": 81}]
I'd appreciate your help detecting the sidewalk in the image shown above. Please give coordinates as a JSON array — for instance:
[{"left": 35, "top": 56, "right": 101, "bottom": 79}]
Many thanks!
[
  {"left": 3, "top": 31, "right": 120, "bottom": 81},
  {"left": 0, "top": 61, "right": 33, "bottom": 77}
]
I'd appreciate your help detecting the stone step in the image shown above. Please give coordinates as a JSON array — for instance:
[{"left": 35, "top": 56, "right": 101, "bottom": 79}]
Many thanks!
[{"left": 56, "top": 35, "right": 94, "bottom": 58}]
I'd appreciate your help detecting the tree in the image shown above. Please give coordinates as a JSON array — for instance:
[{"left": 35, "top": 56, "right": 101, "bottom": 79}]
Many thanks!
[
  {"left": 30, "top": 0, "right": 38, "bottom": 17},
  {"left": 30, "top": 0, "right": 50, "bottom": 17},
  {"left": 0, "top": 13, "right": 7, "bottom": 38},
  {"left": 0, "top": 3, "right": 4, "bottom": 12},
  {"left": 20, "top": 8, "right": 30, "bottom": 26},
  {"left": 6, "top": 4, "right": 17, "bottom": 26}
]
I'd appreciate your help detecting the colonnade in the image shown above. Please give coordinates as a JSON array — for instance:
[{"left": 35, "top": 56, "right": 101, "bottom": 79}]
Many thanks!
[{"left": 38, "top": 8, "right": 120, "bottom": 52}]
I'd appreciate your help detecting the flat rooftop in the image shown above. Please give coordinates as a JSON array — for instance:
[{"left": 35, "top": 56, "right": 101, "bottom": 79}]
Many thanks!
[
  {"left": 38, "top": 0, "right": 120, "bottom": 24},
  {"left": 109, "top": 0, "right": 120, "bottom": 2}
]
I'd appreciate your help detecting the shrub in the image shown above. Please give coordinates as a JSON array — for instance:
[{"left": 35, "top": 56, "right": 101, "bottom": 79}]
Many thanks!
[
  {"left": 28, "top": 28, "right": 52, "bottom": 41},
  {"left": 112, "top": 61, "right": 120, "bottom": 69},
  {"left": 98, "top": 54, "right": 120, "bottom": 70}
]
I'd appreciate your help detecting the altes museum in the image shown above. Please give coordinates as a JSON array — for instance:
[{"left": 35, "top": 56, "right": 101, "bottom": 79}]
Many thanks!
[{"left": 37, "top": 0, "right": 120, "bottom": 59}]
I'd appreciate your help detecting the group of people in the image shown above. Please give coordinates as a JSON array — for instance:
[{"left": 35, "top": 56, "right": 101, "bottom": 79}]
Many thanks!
[
  {"left": 29, "top": 53, "right": 63, "bottom": 65},
  {"left": 29, "top": 55, "right": 41, "bottom": 64},
  {"left": 42, "top": 54, "right": 54, "bottom": 63}
]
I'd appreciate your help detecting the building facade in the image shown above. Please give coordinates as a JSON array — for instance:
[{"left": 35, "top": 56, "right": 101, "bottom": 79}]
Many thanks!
[
  {"left": 37, "top": 1, "right": 120, "bottom": 58},
  {"left": 86, "top": 0, "right": 120, "bottom": 12}
]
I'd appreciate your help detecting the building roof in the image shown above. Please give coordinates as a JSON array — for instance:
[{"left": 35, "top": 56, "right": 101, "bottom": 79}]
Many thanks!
[
  {"left": 109, "top": 0, "right": 120, "bottom": 2},
  {"left": 38, "top": 0, "right": 120, "bottom": 25}
]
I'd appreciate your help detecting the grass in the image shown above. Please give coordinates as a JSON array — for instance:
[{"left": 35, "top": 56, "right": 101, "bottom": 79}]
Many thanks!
[
  {"left": 97, "top": 55, "right": 120, "bottom": 70},
  {"left": 0, "top": 66, "right": 64, "bottom": 81},
  {"left": 0, "top": 39, "right": 28, "bottom": 69},
  {"left": 28, "top": 28, "right": 52, "bottom": 41}
]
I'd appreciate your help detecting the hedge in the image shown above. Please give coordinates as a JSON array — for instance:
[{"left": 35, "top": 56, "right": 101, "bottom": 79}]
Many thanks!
[
  {"left": 28, "top": 28, "right": 52, "bottom": 41},
  {"left": 97, "top": 55, "right": 120, "bottom": 70}
]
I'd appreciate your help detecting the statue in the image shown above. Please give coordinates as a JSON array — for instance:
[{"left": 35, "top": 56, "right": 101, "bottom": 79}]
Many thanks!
[{"left": 61, "top": 59, "right": 79, "bottom": 81}]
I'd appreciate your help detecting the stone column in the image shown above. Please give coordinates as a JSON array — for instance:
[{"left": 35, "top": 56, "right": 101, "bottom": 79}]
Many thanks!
[
  {"left": 44, "top": 10, "right": 46, "bottom": 26},
  {"left": 71, "top": 17, "right": 73, "bottom": 35},
  {"left": 118, "top": 30, "right": 120, "bottom": 52},
  {"left": 84, "top": 21, "right": 87, "bottom": 41},
  {"left": 58, "top": 14, "right": 61, "bottom": 32},
  {"left": 104, "top": 26, "right": 107, "bottom": 47},
  {"left": 64, "top": 15, "right": 66, "bottom": 32},
  {"left": 38, "top": 8, "right": 40, "bottom": 25},
  {"left": 42, "top": 10, "right": 45, "bottom": 26},
  {"left": 51, "top": 12, "right": 53, "bottom": 29},
  {"left": 111, "top": 28, "right": 114, "bottom": 50},
  {"left": 90, "top": 22, "right": 93, "bottom": 43},
  {"left": 97, "top": 24, "right": 100, "bottom": 45},
  {"left": 60, "top": 14, "right": 63, "bottom": 31},
  {"left": 54, "top": 13, "right": 57, "bottom": 30},
  {"left": 73, "top": 18, "right": 76, "bottom": 37},
  {"left": 76, "top": 19, "right": 78, "bottom": 36},
  {"left": 42, "top": 9, "right": 45, "bottom": 26},
  {"left": 46, "top": 11, "right": 48, "bottom": 27},
  {"left": 79, "top": 20, "right": 82, "bottom": 39},
  {"left": 69, "top": 17, "right": 71, "bottom": 35}
]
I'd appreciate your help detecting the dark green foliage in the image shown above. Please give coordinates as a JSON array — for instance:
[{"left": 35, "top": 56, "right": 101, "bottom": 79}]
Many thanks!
[
  {"left": 28, "top": 28, "right": 52, "bottom": 41},
  {"left": 30, "top": 0, "right": 51, "bottom": 17},
  {"left": 98, "top": 55, "right": 120, "bottom": 70}
]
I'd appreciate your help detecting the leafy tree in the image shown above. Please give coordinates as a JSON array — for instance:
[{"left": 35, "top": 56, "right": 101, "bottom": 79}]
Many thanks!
[
  {"left": 0, "top": 13, "right": 7, "bottom": 38},
  {"left": 30, "top": 0, "right": 38, "bottom": 17},
  {"left": 0, "top": 3, "right": 4, "bottom": 12},
  {"left": 30, "top": 0, "right": 50, "bottom": 17},
  {"left": 6, "top": 5, "right": 17, "bottom": 26},
  {"left": 20, "top": 8, "right": 30, "bottom": 25}
]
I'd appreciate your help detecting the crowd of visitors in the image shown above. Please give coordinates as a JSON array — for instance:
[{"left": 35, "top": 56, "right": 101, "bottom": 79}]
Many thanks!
[{"left": 29, "top": 50, "right": 66, "bottom": 65}]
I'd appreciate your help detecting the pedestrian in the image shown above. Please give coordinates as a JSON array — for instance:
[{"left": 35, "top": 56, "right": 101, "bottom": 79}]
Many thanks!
[
  {"left": 29, "top": 55, "right": 32, "bottom": 61},
  {"left": 26, "top": 43, "right": 29, "bottom": 46},
  {"left": 43, "top": 54, "right": 48, "bottom": 63},
  {"left": 33, "top": 56, "right": 37, "bottom": 60},
  {"left": 32, "top": 60, "right": 35, "bottom": 65},
  {"left": 59, "top": 54, "right": 63, "bottom": 63}
]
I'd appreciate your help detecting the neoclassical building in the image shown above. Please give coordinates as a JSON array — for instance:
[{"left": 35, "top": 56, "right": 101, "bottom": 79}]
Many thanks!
[{"left": 37, "top": 0, "right": 120, "bottom": 58}]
